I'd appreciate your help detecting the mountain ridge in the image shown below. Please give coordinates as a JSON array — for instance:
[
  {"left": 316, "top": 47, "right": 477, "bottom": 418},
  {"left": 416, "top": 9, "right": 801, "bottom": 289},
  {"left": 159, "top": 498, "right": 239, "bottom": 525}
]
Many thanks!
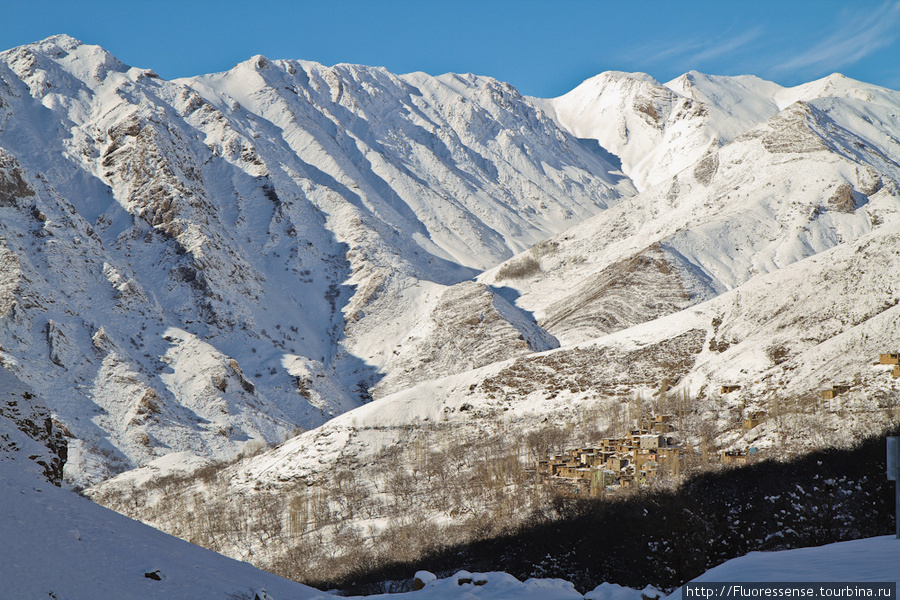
[
  {"left": 0, "top": 35, "right": 626, "bottom": 485},
  {"left": 1, "top": 33, "right": 898, "bottom": 491}
]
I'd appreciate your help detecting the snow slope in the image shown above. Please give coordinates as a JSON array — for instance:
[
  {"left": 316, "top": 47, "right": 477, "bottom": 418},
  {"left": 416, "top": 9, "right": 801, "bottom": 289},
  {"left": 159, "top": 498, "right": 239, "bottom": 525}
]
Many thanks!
[
  {"left": 0, "top": 460, "right": 329, "bottom": 600},
  {"left": 0, "top": 378, "right": 318, "bottom": 598},
  {"left": 6, "top": 433, "right": 897, "bottom": 600},
  {"left": 667, "top": 537, "right": 900, "bottom": 598},
  {"left": 0, "top": 438, "right": 581, "bottom": 599}
]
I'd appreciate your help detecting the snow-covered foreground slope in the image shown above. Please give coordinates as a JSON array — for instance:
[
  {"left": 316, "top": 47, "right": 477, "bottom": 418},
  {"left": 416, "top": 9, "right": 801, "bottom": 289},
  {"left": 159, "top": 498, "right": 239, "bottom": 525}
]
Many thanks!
[
  {"left": 1, "top": 384, "right": 581, "bottom": 599},
  {"left": 667, "top": 537, "right": 900, "bottom": 598},
  {"left": 0, "top": 462, "right": 326, "bottom": 600},
  {"left": 0, "top": 381, "right": 317, "bottom": 599},
  {"left": 7, "top": 445, "right": 898, "bottom": 600},
  {"left": 2, "top": 447, "right": 597, "bottom": 600}
]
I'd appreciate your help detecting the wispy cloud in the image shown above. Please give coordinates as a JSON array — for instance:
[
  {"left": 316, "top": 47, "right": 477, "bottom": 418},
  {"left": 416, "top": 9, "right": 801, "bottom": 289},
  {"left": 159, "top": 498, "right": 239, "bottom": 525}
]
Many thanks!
[
  {"left": 614, "top": 2, "right": 900, "bottom": 84},
  {"left": 773, "top": 1, "right": 900, "bottom": 74},
  {"left": 682, "top": 27, "right": 765, "bottom": 66},
  {"left": 622, "top": 26, "right": 765, "bottom": 75}
]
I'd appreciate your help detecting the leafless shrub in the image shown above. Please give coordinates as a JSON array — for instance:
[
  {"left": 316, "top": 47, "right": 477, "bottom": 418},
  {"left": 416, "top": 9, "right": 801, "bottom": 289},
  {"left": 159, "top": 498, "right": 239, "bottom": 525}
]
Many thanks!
[
  {"left": 530, "top": 239, "right": 558, "bottom": 258},
  {"left": 497, "top": 254, "right": 541, "bottom": 279}
]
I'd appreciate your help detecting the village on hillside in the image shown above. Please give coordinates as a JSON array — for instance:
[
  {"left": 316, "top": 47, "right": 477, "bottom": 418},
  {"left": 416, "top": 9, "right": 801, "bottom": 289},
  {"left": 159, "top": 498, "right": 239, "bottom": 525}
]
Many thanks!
[
  {"left": 536, "top": 352, "right": 900, "bottom": 495},
  {"left": 535, "top": 414, "right": 687, "bottom": 494}
]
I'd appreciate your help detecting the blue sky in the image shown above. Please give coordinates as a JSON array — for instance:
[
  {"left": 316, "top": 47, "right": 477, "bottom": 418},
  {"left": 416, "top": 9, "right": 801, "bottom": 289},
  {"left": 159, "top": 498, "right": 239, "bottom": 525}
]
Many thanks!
[{"left": 3, "top": 1, "right": 900, "bottom": 97}]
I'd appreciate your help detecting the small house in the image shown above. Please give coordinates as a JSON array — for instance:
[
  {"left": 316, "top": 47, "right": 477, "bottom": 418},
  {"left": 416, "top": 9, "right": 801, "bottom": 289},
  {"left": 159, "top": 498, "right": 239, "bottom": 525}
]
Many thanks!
[
  {"left": 638, "top": 460, "right": 659, "bottom": 482},
  {"left": 607, "top": 455, "right": 629, "bottom": 471},
  {"left": 578, "top": 451, "right": 599, "bottom": 466},
  {"left": 547, "top": 458, "right": 569, "bottom": 476},
  {"left": 650, "top": 414, "right": 675, "bottom": 433},
  {"left": 639, "top": 434, "right": 665, "bottom": 449},
  {"left": 651, "top": 422, "right": 673, "bottom": 434},
  {"left": 721, "top": 385, "right": 742, "bottom": 394},
  {"left": 721, "top": 450, "right": 747, "bottom": 465},
  {"left": 821, "top": 384, "right": 850, "bottom": 400},
  {"left": 879, "top": 353, "right": 900, "bottom": 365},
  {"left": 742, "top": 412, "right": 764, "bottom": 429}
]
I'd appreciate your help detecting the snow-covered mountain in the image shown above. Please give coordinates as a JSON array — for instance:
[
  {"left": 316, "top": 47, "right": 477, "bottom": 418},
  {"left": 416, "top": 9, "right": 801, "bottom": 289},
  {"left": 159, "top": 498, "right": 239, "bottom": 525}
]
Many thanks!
[
  {"left": 491, "top": 73, "right": 900, "bottom": 345},
  {"left": 2, "top": 34, "right": 900, "bottom": 497},
  {"left": 81, "top": 57, "right": 900, "bottom": 580},
  {"left": 0, "top": 35, "right": 626, "bottom": 486},
  {"left": 542, "top": 69, "right": 897, "bottom": 192},
  {"left": 208, "top": 68, "right": 900, "bottom": 486},
  {"left": 5, "top": 31, "right": 900, "bottom": 598}
]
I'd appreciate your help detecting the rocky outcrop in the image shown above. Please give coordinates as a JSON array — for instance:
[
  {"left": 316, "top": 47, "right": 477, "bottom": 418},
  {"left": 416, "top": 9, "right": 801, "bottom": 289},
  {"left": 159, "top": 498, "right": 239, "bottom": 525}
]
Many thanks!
[{"left": 0, "top": 368, "right": 67, "bottom": 485}]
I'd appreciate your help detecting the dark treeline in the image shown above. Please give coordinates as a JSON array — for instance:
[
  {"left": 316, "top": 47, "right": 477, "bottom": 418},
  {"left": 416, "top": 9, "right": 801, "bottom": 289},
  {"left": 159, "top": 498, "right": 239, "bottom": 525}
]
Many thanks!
[{"left": 322, "top": 423, "right": 899, "bottom": 595}]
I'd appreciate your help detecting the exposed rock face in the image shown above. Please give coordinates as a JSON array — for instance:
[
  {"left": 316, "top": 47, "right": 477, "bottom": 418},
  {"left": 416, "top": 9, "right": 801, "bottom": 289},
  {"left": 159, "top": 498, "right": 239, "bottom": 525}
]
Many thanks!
[
  {"left": 0, "top": 368, "right": 67, "bottom": 485},
  {"left": 828, "top": 183, "right": 858, "bottom": 213},
  {"left": 537, "top": 244, "right": 695, "bottom": 341},
  {"left": 370, "top": 281, "right": 558, "bottom": 398},
  {"left": 0, "top": 153, "right": 34, "bottom": 206},
  {"left": 759, "top": 102, "right": 830, "bottom": 154}
]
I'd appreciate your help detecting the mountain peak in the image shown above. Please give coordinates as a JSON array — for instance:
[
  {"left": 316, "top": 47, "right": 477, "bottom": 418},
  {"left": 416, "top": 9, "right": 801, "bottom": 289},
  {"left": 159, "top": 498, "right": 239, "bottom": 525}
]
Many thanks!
[
  {"left": 248, "top": 54, "right": 271, "bottom": 70},
  {"left": 568, "top": 70, "right": 660, "bottom": 95},
  {"left": 773, "top": 71, "right": 891, "bottom": 109},
  {"left": 3, "top": 33, "right": 128, "bottom": 86},
  {"left": 36, "top": 33, "right": 84, "bottom": 51}
]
